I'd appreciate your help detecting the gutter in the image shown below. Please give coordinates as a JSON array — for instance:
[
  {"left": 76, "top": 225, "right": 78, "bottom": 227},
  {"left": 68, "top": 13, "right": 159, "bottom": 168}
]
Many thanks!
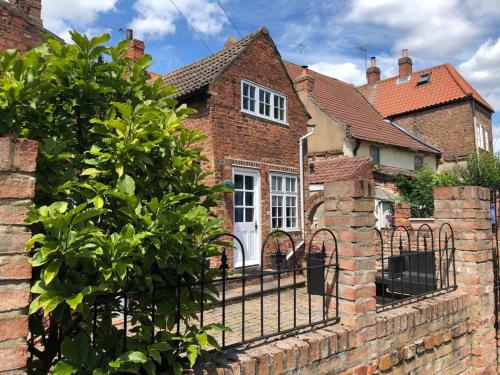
[{"left": 299, "top": 126, "right": 315, "bottom": 240}]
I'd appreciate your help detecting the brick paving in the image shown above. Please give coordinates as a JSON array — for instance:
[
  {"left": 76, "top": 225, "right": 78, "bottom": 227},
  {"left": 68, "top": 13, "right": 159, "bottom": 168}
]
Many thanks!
[{"left": 202, "top": 282, "right": 337, "bottom": 347}]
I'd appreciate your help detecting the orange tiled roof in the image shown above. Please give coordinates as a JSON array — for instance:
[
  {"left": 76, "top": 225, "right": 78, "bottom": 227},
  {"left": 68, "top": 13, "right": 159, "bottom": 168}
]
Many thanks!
[
  {"left": 285, "top": 62, "right": 440, "bottom": 154},
  {"left": 357, "top": 63, "right": 494, "bottom": 118},
  {"left": 309, "top": 156, "right": 372, "bottom": 184}
]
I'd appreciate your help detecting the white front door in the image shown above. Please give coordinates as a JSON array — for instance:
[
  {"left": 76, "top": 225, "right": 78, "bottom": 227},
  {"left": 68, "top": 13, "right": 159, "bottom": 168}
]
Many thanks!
[{"left": 233, "top": 168, "right": 260, "bottom": 267}]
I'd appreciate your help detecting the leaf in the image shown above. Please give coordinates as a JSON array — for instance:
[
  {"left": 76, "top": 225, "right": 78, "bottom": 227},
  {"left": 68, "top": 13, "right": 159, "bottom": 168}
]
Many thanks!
[
  {"left": 25, "top": 233, "right": 45, "bottom": 251},
  {"left": 117, "top": 175, "right": 135, "bottom": 195},
  {"left": 43, "top": 260, "right": 61, "bottom": 285},
  {"left": 118, "top": 351, "right": 148, "bottom": 364},
  {"left": 93, "top": 195, "right": 104, "bottom": 208},
  {"left": 53, "top": 360, "right": 78, "bottom": 375},
  {"left": 66, "top": 293, "right": 83, "bottom": 310},
  {"left": 112, "top": 102, "right": 132, "bottom": 121},
  {"left": 196, "top": 332, "right": 207, "bottom": 347},
  {"left": 81, "top": 168, "right": 103, "bottom": 176},
  {"left": 187, "top": 345, "right": 198, "bottom": 367},
  {"left": 61, "top": 332, "right": 90, "bottom": 366},
  {"left": 72, "top": 208, "right": 107, "bottom": 226},
  {"left": 142, "top": 360, "right": 156, "bottom": 375}
]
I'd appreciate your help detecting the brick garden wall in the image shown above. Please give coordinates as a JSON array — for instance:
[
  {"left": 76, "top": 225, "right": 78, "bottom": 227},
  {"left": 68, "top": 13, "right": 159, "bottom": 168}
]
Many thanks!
[
  {"left": 0, "top": 136, "right": 37, "bottom": 373},
  {"left": 194, "top": 181, "right": 498, "bottom": 374}
]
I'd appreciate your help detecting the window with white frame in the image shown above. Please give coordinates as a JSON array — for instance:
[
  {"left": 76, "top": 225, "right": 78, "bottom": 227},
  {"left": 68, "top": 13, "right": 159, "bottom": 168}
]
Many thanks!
[
  {"left": 241, "top": 80, "right": 287, "bottom": 124},
  {"left": 475, "top": 122, "right": 490, "bottom": 151},
  {"left": 270, "top": 174, "right": 297, "bottom": 230}
]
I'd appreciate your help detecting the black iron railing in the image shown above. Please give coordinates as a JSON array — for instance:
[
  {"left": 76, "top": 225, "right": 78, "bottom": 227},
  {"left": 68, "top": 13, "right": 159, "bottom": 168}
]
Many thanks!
[
  {"left": 490, "top": 190, "right": 500, "bottom": 333},
  {"left": 375, "top": 223, "right": 456, "bottom": 311},
  {"left": 29, "top": 228, "right": 340, "bottom": 366}
]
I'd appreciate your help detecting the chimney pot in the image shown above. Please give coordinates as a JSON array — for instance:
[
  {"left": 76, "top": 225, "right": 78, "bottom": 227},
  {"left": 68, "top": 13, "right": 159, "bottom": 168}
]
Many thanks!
[
  {"left": 366, "top": 56, "right": 381, "bottom": 85},
  {"left": 126, "top": 29, "right": 134, "bottom": 41},
  {"left": 398, "top": 48, "right": 413, "bottom": 77},
  {"left": 294, "top": 65, "right": 314, "bottom": 93}
]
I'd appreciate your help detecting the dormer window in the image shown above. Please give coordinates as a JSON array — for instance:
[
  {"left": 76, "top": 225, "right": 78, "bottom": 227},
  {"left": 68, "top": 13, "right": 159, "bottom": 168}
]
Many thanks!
[
  {"left": 417, "top": 72, "right": 431, "bottom": 85},
  {"left": 241, "top": 80, "right": 287, "bottom": 124}
]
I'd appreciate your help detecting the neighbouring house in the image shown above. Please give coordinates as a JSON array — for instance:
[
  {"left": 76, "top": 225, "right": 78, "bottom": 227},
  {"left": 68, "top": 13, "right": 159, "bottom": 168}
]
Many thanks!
[
  {"left": 358, "top": 50, "right": 495, "bottom": 170},
  {"left": 162, "top": 28, "right": 310, "bottom": 268},
  {"left": 285, "top": 62, "right": 441, "bottom": 229},
  {"left": 0, "top": 0, "right": 59, "bottom": 51}
]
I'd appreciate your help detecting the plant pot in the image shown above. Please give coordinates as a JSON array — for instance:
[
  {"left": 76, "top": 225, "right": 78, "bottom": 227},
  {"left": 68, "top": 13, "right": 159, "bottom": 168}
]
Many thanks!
[{"left": 270, "top": 253, "right": 287, "bottom": 270}]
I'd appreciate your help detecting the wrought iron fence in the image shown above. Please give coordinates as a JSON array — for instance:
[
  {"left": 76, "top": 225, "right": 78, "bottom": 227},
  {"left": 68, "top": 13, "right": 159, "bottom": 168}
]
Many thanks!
[
  {"left": 375, "top": 223, "right": 456, "bottom": 311},
  {"left": 29, "top": 228, "right": 340, "bottom": 366}
]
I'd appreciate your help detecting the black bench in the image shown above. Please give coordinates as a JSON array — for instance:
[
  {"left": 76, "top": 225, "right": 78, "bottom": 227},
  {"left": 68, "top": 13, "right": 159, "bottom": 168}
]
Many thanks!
[{"left": 376, "top": 251, "right": 437, "bottom": 297}]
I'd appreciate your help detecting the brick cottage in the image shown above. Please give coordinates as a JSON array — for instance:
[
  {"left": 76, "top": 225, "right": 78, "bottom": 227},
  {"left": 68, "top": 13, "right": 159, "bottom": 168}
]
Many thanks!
[
  {"left": 163, "top": 28, "right": 310, "bottom": 267},
  {"left": 358, "top": 49, "right": 495, "bottom": 170}
]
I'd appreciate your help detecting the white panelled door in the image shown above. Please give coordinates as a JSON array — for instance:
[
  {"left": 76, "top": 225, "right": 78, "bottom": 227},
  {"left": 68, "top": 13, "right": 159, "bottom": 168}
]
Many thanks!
[{"left": 233, "top": 168, "right": 260, "bottom": 267}]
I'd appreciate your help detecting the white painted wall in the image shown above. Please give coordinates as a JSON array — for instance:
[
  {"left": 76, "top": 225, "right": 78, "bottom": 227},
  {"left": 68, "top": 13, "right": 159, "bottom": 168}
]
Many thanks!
[{"left": 356, "top": 142, "right": 437, "bottom": 171}]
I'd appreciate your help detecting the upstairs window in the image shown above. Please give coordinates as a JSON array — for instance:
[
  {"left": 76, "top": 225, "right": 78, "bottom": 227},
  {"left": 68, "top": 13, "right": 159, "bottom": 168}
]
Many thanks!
[
  {"left": 241, "top": 80, "right": 287, "bottom": 124},
  {"left": 242, "top": 82, "right": 256, "bottom": 112},
  {"left": 475, "top": 122, "right": 490, "bottom": 151},
  {"left": 369, "top": 146, "right": 381, "bottom": 165},
  {"left": 417, "top": 72, "right": 431, "bottom": 85},
  {"left": 414, "top": 155, "right": 424, "bottom": 170}
]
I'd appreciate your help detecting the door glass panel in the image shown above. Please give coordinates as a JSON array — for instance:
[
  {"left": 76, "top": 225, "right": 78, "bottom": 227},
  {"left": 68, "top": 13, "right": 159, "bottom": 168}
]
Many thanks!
[
  {"left": 245, "top": 192, "right": 253, "bottom": 206},
  {"left": 245, "top": 175, "right": 253, "bottom": 190},
  {"left": 235, "top": 191, "right": 243, "bottom": 206},
  {"left": 235, "top": 208, "right": 244, "bottom": 222},
  {"left": 234, "top": 174, "right": 243, "bottom": 189},
  {"left": 245, "top": 208, "right": 254, "bottom": 222}
]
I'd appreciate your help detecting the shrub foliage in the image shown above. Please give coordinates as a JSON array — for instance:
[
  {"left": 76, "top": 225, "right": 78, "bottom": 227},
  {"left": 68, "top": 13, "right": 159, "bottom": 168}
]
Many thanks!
[{"left": 0, "top": 33, "right": 225, "bottom": 374}]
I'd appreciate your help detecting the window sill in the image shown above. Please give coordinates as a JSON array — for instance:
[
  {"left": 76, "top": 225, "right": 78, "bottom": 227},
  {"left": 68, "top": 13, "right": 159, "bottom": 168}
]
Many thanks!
[{"left": 240, "top": 110, "right": 289, "bottom": 128}]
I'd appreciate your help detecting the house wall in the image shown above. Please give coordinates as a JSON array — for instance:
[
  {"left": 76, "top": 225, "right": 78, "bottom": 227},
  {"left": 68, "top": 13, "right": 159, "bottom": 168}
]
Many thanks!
[
  {"left": 297, "top": 92, "right": 345, "bottom": 154},
  {"left": 206, "top": 32, "right": 310, "bottom": 263},
  {"left": 392, "top": 100, "right": 482, "bottom": 163},
  {"left": 0, "top": 3, "right": 46, "bottom": 52},
  {"left": 474, "top": 102, "right": 494, "bottom": 152},
  {"left": 356, "top": 142, "right": 437, "bottom": 171}
]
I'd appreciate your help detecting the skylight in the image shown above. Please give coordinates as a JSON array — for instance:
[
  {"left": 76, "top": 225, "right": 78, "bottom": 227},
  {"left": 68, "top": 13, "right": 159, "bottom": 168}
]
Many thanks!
[
  {"left": 417, "top": 72, "right": 431, "bottom": 85},
  {"left": 396, "top": 75, "right": 411, "bottom": 85}
]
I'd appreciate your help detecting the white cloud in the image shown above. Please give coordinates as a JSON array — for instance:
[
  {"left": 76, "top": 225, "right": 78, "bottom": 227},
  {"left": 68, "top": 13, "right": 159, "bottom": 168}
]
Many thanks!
[
  {"left": 459, "top": 38, "right": 500, "bottom": 111},
  {"left": 129, "top": 0, "right": 228, "bottom": 40},
  {"left": 309, "top": 62, "right": 365, "bottom": 85},
  {"left": 347, "top": 0, "right": 482, "bottom": 59},
  {"left": 42, "top": 0, "right": 117, "bottom": 42},
  {"left": 493, "top": 126, "right": 500, "bottom": 154}
]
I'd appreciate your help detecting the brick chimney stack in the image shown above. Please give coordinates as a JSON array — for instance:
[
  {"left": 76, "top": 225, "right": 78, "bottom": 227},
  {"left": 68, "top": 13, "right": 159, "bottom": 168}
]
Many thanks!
[
  {"left": 294, "top": 65, "right": 315, "bottom": 93},
  {"left": 125, "top": 29, "right": 145, "bottom": 59},
  {"left": 398, "top": 49, "right": 412, "bottom": 78},
  {"left": 12, "top": 0, "right": 42, "bottom": 24},
  {"left": 366, "top": 56, "right": 380, "bottom": 85}
]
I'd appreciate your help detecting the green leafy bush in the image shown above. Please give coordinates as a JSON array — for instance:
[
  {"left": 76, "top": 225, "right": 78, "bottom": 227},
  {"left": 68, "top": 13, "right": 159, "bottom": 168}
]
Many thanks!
[
  {"left": 461, "top": 152, "right": 500, "bottom": 191},
  {"left": 394, "top": 167, "right": 460, "bottom": 217},
  {"left": 1, "top": 32, "right": 225, "bottom": 374}
]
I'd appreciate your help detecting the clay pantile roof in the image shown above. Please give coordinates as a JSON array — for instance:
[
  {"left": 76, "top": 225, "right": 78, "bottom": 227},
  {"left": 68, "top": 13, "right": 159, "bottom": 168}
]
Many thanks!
[
  {"left": 163, "top": 27, "right": 268, "bottom": 98},
  {"left": 285, "top": 62, "right": 440, "bottom": 154},
  {"left": 357, "top": 63, "right": 494, "bottom": 118},
  {"left": 309, "top": 156, "right": 372, "bottom": 184}
]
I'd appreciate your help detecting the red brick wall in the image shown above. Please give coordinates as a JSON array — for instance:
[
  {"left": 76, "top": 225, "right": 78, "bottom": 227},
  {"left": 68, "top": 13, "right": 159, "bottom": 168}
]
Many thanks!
[
  {"left": 201, "top": 33, "right": 309, "bottom": 262},
  {"left": 0, "top": 136, "right": 37, "bottom": 373},
  {"left": 393, "top": 100, "right": 478, "bottom": 162},
  {"left": 474, "top": 103, "right": 494, "bottom": 152},
  {"left": 0, "top": 4, "right": 46, "bottom": 52}
]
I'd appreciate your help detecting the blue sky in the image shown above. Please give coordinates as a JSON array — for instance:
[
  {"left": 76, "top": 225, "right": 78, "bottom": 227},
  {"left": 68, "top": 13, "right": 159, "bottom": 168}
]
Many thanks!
[{"left": 41, "top": 0, "right": 500, "bottom": 150}]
